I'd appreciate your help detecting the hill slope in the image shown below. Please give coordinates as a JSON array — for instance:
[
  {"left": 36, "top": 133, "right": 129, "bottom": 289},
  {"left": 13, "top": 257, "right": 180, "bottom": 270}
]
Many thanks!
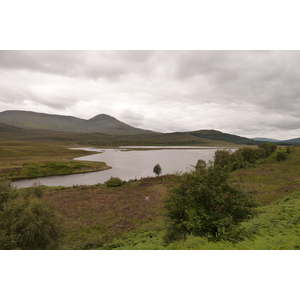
[
  {"left": 278, "top": 137, "right": 300, "bottom": 145},
  {"left": 189, "top": 130, "right": 257, "bottom": 145},
  {"left": 86, "top": 114, "right": 155, "bottom": 135},
  {"left": 253, "top": 138, "right": 280, "bottom": 143},
  {"left": 0, "top": 110, "right": 258, "bottom": 146},
  {"left": 0, "top": 110, "right": 156, "bottom": 135}
]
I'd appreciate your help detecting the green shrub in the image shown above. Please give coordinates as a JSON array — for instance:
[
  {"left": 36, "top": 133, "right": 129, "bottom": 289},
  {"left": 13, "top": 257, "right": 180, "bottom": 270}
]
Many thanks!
[
  {"left": 0, "top": 179, "right": 18, "bottom": 210},
  {"left": 258, "top": 143, "right": 278, "bottom": 156},
  {"left": 276, "top": 151, "right": 288, "bottom": 161},
  {"left": 153, "top": 164, "right": 162, "bottom": 176},
  {"left": 164, "top": 164, "right": 257, "bottom": 244},
  {"left": 0, "top": 179, "right": 64, "bottom": 250},
  {"left": 214, "top": 150, "right": 231, "bottom": 168},
  {"left": 105, "top": 177, "right": 123, "bottom": 187},
  {"left": 195, "top": 159, "right": 207, "bottom": 171}
]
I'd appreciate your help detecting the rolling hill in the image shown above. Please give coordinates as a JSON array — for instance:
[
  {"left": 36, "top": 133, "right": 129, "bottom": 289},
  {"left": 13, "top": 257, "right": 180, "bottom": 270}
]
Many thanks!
[
  {"left": 253, "top": 138, "right": 280, "bottom": 143},
  {"left": 278, "top": 137, "right": 300, "bottom": 145},
  {"left": 0, "top": 122, "right": 27, "bottom": 139},
  {"left": 189, "top": 130, "right": 257, "bottom": 145},
  {"left": 0, "top": 110, "right": 156, "bottom": 135},
  {"left": 0, "top": 110, "right": 259, "bottom": 146}
]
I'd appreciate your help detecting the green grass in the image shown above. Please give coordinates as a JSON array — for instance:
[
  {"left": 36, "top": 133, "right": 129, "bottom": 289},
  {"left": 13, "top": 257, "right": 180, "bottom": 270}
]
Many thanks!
[
  {"left": 100, "top": 191, "right": 300, "bottom": 250},
  {"left": 0, "top": 141, "right": 110, "bottom": 179},
  {"left": 231, "top": 146, "right": 300, "bottom": 205},
  {"left": 93, "top": 146, "right": 300, "bottom": 250},
  {"left": 7, "top": 161, "right": 108, "bottom": 179}
]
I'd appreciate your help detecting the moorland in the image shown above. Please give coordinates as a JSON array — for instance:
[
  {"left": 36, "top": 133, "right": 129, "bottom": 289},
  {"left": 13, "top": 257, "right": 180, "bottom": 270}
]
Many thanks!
[{"left": 0, "top": 110, "right": 300, "bottom": 250}]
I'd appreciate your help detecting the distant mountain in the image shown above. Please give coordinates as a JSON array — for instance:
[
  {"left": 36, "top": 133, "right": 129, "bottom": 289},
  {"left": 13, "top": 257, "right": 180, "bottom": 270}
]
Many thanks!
[
  {"left": 278, "top": 137, "right": 300, "bottom": 145},
  {"left": 0, "top": 110, "right": 259, "bottom": 146},
  {"left": 0, "top": 110, "right": 156, "bottom": 136},
  {"left": 189, "top": 130, "right": 258, "bottom": 145},
  {"left": 86, "top": 114, "right": 156, "bottom": 135},
  {"left": 0, "top": 122, "right": 23, "bottom": 132},
  {"left": 253, "top": 138, "right": 280, "bottom": 143}
]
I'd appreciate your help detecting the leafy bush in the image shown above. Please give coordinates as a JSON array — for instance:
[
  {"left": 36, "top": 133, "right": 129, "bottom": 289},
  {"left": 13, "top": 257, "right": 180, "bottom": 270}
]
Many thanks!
[
  {"left": 0, "top": 179, "right": 18, "bottom": 210},
  {"left": 0, "top": 196, "right": 64, "bottom": 250},
  {"left": 213, "top": 143, "right": 279, "bottom": 171},
  {"left": 0, "top": 179, "right": 64, "bottom": 250},
  {"left": 236, "top": 147, "right": 258, "bottom": 164},
  {"left": 276, "top": 151, "right": 288, "bottom": 161},
  {"left": 214, "top": 150, "right": 232, "bottom": 168},
  {"left": 258, "top": 142, "right": 278, "bottom": 156},
  {"left": 195, "top": 159, "right": 207, "bottom": 171},
  {"left": 105, "top": 177, "right": 123, "bottom": 187},
  {"left": 164, "top": 164, "right": 257, "bottom": 244}
]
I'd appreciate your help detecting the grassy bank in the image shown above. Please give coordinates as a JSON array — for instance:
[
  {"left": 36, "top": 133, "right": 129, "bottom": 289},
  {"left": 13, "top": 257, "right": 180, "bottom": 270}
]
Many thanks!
[
  {"left": 0, "top": 141, "right": 110, "bottom": 179},
  {"left": 231, "top": 146, "right": 300, "bottom": 205},
  {"left": 105, "top": 190, "right": 300, "bottom": 250}
]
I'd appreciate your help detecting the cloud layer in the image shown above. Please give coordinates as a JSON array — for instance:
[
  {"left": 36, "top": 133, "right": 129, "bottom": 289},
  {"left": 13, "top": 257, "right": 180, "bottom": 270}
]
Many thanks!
[{"left": 1, "top": 50, "right": 300, "bottom": 140}]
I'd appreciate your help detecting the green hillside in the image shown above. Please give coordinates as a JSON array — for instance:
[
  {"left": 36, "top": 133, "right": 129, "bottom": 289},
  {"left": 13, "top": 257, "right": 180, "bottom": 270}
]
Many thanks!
[
  {"left": 189, "top": 129, "right": 257, "bottom": 145},
  {"left": 0, "top": 122, "right": 27, "bottom": 139},
  {"left": 86, "top": 114, "right": 156, "bottom": 135},
  {"left": 0, "top": 110, "right": 258, "bottom": 146},
  {"left": 279, "top": 137, "right": 300, "bottom": 145},
  {"left": 0, "top": 123, "right": 257, "bottom": 147},
  {"left": 0, "top": 110, "right": 155, "bottom": 135}
]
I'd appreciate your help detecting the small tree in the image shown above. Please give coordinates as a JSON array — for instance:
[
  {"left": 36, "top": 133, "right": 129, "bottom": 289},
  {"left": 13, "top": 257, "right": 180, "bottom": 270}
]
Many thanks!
[
  {"left": 195, "top": 159, "right": 206, "bottom": 172},
  {"left": 153, "top": 164, "right": 162, "bottom": 176},
  {"left": 164, "top": 164, "right": 257, "bottom": 244},
  {"left": 214, "top": 149, "right": 232, "bottom": 168}
]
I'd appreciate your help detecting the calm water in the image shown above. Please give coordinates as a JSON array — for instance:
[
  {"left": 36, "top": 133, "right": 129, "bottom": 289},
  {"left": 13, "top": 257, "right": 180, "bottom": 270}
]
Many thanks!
[{"left": 13, "top": 147, "right": 226, "bottom": 188}]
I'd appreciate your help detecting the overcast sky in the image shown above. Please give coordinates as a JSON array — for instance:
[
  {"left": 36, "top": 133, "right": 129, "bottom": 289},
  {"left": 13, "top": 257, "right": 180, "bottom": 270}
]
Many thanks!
[{"left": 0, "top": 50, "right": 300, "bottom": 140}]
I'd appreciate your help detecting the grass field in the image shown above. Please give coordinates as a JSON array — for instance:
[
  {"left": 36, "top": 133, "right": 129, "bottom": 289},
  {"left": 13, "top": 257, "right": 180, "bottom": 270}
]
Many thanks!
[
  {"left": 21, "top": 146, "right": 300, "bottom": 250},
  {"left": 3, "top": 141, "right": 300, "bottom": 250},
  {"left": 231, "top": 146, "right": 300, "bottom": 205},
  {"left": 0, "top": 141, "right": 110, "bottom": 179},
  {"left": 41, "top": 176, "right": 172, "bottom": 249}
]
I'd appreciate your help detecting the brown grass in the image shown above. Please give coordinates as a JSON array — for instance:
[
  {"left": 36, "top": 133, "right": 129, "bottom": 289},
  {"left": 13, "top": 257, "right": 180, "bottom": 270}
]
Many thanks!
[{"left": 45, "top": 176, "right": 172, "bottom": 249}]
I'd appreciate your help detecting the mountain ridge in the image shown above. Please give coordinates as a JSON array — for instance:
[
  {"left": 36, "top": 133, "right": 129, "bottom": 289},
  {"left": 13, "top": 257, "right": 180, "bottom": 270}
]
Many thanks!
[
  {"left": 0, "top": 110, "right": 156, "bottom": 136},
  {"left": 253, "top": 138, "right": 280, "bottom": 143},
  {"left": 0, "top": 110, "right": 273, "bottom": 146}
]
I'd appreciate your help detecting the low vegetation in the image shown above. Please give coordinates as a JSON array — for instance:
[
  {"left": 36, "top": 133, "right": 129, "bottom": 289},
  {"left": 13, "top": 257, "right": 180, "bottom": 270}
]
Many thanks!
[
  {"left": 109, "top": 191, "right": 300, "bottom": 250},
  {"left": 104, "top": 177, "right": 124, "bottom": 187},
  {"left": 1, "top": 142, "right": 300, "bottom": 250},
  {"left": 0, "top": 141, "right": 110, "bottom": 179}
]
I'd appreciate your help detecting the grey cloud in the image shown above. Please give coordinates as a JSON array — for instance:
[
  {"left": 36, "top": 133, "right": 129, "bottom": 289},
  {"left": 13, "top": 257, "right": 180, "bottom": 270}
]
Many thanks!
[
  {"left": 0, "top": 50, "right": 157, "bottom": 81},
  {"left": 0, "top": 87, "right": 67, "bottom": 111},
  {"left": 174, "top": 51, "right": 300, "bottom": 115},
  {"left": 0, "top": 50, "right": 85, "bottom": 76},
  {"left": 1, "top": 50, "right": 300, "bottom": 140}
]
